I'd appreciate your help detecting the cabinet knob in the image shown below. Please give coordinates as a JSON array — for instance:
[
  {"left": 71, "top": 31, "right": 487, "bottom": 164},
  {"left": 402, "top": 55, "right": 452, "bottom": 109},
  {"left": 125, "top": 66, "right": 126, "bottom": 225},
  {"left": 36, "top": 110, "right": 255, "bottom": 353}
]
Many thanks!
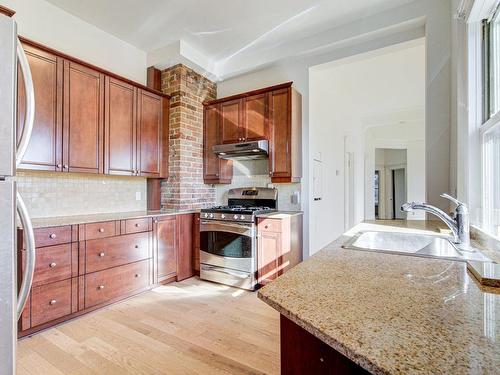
[
  {"left": 135, "top": 245, "right": 139, "bottom": 249},
  {"left": 135, "top": 223, "right": 140, "bottom": 227},
  {"left": 98, "top": 228, "right": 105, "bottom": 233},
  {"left": 49, "top": 299, "right": 57, "bottom": 305},
  {"left": 49, "top": 233, "right": 56, "bottom": 239},
  {"left": 154, "top": 220, "right": 158, "bottom": 223},
  {"left": 49, "top": 262, "right": 57, "bottom": 268},
  {"left": 269, "top": 171, "right": 273, "bottom": 176},
  {"left": 265, "top": 225, "right": 270, "bottom": 229},
  {"left": 98, "top": 285, "right": 105, "bottom": 290},
  {"left": 99, "top": 252, "right": 105, "bottom": 257},
  {"left": 135, "top": 274, "right": 141, "bottom": 278},
  {"left": 63, "top": 164, "right": 68, "bottom": 169},
  {"left": 56, "top": 163, "right": 62, "bottom": 169}
]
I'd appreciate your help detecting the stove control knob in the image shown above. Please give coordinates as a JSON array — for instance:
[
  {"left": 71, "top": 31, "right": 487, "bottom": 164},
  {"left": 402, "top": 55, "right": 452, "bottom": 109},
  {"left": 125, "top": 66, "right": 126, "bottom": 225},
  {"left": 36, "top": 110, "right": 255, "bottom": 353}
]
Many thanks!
[
  {"left": 209, "top": 213, "right": 214, "bottom": 219},
  {"left": 221, "top": 214, "right": 226, "bottom": 219},
  {"left": 240, "top": 215, "right": 245, "bottom": 220},
  {"left": 233, "top": 214, "right": 239, "bottom": 220},
  {"left": 204, "top": 213, "right": 209, "bottom": 218}
]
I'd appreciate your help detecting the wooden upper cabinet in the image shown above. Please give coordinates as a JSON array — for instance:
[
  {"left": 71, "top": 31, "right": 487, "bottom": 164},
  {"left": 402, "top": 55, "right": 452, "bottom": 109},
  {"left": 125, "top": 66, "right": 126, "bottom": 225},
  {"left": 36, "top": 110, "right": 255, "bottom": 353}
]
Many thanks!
[
  {"left": 242, "top": 93, "right": 267, "bottom": 142},
  {"left": 104, "top": 77, "right": 137, "bottom": 176},
  {"left": 137, "top": 89, "right": 161, "bottom": 177},
  {"left": 17, "top": 44, "right": 63, "bottom": 171},
  {"left": 203, "top": 104, "right": 232, "bottom": 184},
  {"left": 220, "top": 99, "right": 242, "bottom": 144},
  {"left": 63, "top": 61, "right": 104, "bottom": 174},
  {"left": 268, "top": 88, "right": 290, "bottom": 180}
]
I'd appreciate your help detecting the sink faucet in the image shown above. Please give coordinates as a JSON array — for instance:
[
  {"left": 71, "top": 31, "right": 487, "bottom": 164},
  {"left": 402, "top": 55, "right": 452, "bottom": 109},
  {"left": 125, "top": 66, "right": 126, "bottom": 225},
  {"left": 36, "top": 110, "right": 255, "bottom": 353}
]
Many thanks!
[{"left": 401, "top": 193, "right": 470, "bottom": 247}]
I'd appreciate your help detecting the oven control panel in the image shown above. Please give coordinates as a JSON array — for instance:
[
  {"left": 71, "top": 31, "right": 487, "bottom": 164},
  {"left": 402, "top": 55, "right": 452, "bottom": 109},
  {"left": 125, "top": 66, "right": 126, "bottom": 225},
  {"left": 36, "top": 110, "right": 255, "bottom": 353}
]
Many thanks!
[{"left": 201, "top": 211, "right": 254, "bottom": 223}]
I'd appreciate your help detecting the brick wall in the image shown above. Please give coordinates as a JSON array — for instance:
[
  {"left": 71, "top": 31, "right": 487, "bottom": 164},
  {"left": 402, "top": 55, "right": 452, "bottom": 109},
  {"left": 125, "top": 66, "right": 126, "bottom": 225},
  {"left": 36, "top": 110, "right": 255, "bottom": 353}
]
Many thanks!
[{"left": 160, "top": 64, "right": 216, "bottom": 209}]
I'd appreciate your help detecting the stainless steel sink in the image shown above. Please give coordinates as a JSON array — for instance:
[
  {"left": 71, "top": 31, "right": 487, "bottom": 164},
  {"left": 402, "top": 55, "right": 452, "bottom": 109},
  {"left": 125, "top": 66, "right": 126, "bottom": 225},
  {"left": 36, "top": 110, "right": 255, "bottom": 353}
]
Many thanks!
[{"left": 342, "top": 231, "right": 491, "bottom": 262}]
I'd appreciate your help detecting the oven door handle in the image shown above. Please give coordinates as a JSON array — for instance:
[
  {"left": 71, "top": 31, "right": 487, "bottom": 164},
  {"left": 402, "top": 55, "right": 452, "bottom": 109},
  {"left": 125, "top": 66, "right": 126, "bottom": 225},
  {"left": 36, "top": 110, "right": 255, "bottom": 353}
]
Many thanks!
[
  {"left": 200, "top": 221, "right": 253, "bottom": 237},
  {"left": 201, "top": 265, "right": 251, "bottom": 279}
]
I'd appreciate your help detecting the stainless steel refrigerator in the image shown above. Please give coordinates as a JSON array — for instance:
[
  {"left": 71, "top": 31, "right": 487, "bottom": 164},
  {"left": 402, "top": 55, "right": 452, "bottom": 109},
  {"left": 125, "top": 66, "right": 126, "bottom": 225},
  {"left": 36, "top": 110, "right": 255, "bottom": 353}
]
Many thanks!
[{"left": 0, "top": 11, "right": 36, "bottom": 375}]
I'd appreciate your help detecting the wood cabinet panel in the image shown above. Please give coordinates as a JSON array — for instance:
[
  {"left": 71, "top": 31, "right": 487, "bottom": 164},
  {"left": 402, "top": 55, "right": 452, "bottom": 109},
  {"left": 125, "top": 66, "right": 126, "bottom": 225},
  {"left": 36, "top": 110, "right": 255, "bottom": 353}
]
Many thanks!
[
  {"left": 176, "top": 214, "right": 194, "bottom": 281},
  {"left": 81, "top": 221, "right": 117, "bottom": 241},
  {"left": 137, "top": 89, "right": 161, "bottom": 177},
  {"left": 31, "top": 279, "right": 72, "bottom": 327},
  {"left": 122, "top": 217, "right": 152, "bottom": 234},
  {"left": 193, "top": 214, "right": 200, "bottom": 273},
  {"left": 203, "top": 104, "right": 232, "bottom": 184},
  {"left": 257, "top": 230, "right": 281, "bottom": 285},
  {"left": 17, "top": 44, "right": 63, "bottom": 171},
  {"left": 33, "top": 243, "right": 72, "bottom": 286},
  {"left": 104, "top": 77, "right": 137, "bottom": 175},
  {"left": 242, "top": 93, "right": 267, "bottom": 142},
  {"left": 85, "top": 232, "right": 150, "bottom": 273},
  {"left": 84, "top": 260, "right": 149, "bottom": 308},
  {"left": 220, "top": 99, "right": 242, "bottom": 144},
  {"left": 155, "top": 216, "right": 177, "bottom": 281},
  {"left": 63, "top": 61, "right": 104, "bottom": 174},
  {"left": 268, "top": 88, "right": 291, "bottom": 180},
  {"left": 32, "top": 225, "right": 72, "bottom": 248}
]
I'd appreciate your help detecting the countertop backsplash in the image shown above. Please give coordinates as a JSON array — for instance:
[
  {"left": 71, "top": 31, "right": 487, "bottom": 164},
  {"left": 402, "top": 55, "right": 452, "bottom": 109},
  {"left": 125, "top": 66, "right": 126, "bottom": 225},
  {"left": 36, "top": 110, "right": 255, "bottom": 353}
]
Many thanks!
[
  {"left": 17, "top": 171, "right": 147, "bottom": 218},
  {"left": 215, "top": 160, "right": 302, "bottom": 211}
]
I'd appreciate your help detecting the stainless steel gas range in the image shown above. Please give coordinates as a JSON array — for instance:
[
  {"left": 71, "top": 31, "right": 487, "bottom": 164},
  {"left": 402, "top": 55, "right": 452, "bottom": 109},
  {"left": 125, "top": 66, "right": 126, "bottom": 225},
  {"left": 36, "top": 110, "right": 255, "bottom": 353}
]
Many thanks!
[{"left": 199, "top": 187, "right": 277, "bottom": 290}]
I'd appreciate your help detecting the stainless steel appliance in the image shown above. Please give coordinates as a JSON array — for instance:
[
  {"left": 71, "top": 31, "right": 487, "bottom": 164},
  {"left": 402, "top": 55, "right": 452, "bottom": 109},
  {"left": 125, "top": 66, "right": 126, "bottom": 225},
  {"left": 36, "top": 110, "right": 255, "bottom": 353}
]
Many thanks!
[
  {"left": 199, "top": 187, "right": 277, "bottom": 290},
  {"left": 213, "top": 139, "right": 269, "bottom": 160},
  {"left": 0, "top": 11, "right": 36, "bottom": 375}
]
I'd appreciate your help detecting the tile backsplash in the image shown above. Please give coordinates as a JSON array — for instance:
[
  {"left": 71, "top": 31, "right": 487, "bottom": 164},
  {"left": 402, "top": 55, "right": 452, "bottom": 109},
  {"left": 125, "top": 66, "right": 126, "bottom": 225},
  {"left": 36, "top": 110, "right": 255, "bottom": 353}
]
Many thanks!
[
  {"left": 215, "top": 160, "right": 302, "bottom": 211},
  {"left": 17, "top": 171, "right": 147, "bottom": 218}
]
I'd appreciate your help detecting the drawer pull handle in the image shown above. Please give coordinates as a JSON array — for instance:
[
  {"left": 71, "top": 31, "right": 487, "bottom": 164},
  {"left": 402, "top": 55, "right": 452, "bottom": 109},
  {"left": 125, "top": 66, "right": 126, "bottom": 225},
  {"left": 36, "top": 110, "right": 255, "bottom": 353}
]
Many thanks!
[
  {"left": 135, "top": 274, "right": 141, "bottom": 278},
  {"left": 98, "top": 228, "right": 105, "bottom": 233},
  {"left": 49, "top": 233, "right": 56, "bottom": 239},
  {"left": 49, "top": 299, "right": 57, "bottom": 305},
  {"left": 49, "top": 262, "right": 56, "bottom": 268},
  {"left": 135, "top": 223, "right": 140, "bottom": 227},
  {"left": 135, "top": 245, "right": 139, "bottom": 249},
  {"left": 99, "top": 252, "right": 105, "bottom": 257},
  {"left": 265, "top": 225, "right": 270, "bottom": 229},
  {"left": 98, "top": 285, "right": 104, "bottom": 290}
]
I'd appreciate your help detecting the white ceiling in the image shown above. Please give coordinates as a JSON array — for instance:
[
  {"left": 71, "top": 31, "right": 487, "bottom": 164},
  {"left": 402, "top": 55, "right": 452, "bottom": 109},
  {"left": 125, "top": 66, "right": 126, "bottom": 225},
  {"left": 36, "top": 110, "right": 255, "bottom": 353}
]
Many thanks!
[{"left": 46, "top": 0, "right": 414, "bottom": 79}]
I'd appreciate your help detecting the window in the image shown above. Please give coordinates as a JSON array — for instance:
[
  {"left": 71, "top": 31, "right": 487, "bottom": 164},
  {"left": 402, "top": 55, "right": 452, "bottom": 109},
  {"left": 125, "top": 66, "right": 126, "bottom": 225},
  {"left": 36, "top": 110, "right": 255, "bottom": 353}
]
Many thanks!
[{"left": 481, "top": 3, "right": 500, "bottom": 238}]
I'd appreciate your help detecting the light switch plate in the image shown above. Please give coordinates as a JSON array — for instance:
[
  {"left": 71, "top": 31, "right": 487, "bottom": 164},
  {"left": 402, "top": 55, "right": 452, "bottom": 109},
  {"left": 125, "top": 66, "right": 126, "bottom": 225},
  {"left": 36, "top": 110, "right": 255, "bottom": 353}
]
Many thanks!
[{"left": 135, "top": 191, "right": 141, "bottom": 201}]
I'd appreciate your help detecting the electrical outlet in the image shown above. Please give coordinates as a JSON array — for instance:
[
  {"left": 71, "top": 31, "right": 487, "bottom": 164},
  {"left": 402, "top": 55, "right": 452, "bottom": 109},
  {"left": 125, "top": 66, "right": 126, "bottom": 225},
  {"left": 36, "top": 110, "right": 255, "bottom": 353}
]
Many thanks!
[{"left": 135, "top": 191, "right": 141, "bottom": 201}]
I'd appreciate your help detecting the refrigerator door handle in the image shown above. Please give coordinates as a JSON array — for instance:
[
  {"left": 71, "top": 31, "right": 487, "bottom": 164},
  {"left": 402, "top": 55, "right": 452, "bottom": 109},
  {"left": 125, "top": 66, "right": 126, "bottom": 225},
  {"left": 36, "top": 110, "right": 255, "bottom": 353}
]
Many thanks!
[
  {"left": 16, "top": 38, "right": 35, "bottom": 167},
  {"left": 16, "top": 191, "right": 35, "bottom": 318}
]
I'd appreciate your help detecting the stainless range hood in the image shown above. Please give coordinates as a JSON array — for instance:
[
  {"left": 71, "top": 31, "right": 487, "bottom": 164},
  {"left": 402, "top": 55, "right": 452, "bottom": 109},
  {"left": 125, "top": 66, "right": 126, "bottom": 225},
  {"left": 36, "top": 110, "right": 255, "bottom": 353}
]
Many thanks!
[{"left": 213, "top": 139, "right": 269, "bottom": 160}]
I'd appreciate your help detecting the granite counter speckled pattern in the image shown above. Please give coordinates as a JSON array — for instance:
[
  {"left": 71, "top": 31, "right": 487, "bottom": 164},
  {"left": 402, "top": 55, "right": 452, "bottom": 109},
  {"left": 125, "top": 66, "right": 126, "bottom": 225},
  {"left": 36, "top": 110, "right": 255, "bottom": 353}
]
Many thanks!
[
  {"left": 29, "top": 209, "right": 200, "bottom": 228},
  {"left": 258, "top": 221, "right": 500, "bottom": 375}
]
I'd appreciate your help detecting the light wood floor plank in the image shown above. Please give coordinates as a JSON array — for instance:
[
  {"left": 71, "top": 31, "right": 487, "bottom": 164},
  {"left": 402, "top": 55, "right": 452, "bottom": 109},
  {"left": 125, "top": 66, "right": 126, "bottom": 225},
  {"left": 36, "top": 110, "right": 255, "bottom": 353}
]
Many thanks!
[{"left": 17, "top": 278, "right": 280, "bottom": 375}]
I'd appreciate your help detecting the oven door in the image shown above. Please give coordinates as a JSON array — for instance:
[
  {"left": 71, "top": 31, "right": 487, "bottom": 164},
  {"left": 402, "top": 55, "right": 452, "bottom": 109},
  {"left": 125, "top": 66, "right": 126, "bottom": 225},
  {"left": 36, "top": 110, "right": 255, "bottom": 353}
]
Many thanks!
[{"left": 199, "top": 220, "right": 255, "bottom": 274}]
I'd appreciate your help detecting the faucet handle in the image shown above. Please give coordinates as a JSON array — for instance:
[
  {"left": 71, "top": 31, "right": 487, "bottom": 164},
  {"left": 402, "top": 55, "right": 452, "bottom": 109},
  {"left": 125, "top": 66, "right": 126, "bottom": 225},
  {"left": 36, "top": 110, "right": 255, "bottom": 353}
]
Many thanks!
[{"left": 440, "top": 193, "right": 464, "bottom": 207}]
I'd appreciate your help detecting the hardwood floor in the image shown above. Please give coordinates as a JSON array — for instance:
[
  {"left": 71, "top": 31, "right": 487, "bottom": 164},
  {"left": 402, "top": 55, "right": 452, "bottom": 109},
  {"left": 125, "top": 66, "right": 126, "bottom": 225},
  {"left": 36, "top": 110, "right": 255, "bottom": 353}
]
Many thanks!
[{"left": 17, "top": 278, "right": 280, "bottom": 375}]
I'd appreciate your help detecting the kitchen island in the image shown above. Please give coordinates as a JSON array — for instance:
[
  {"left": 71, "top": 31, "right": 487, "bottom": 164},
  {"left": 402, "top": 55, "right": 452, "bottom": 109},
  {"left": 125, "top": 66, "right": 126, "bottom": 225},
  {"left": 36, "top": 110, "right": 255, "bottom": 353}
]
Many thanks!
[{"left": 258, "top": 221, "right": 500, "bottom": 374}]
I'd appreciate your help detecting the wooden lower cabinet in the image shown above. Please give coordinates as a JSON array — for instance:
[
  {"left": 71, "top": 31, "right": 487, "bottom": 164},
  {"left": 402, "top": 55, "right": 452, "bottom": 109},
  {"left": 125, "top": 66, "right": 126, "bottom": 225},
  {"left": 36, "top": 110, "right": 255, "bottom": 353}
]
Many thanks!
[
  {"left": 280, "top": 315, "right": 369, "bottom": 375},
  {"left": 19, "top": 213, "right": 199, "bottom": 336},
  {"left": 84, "top": 260, "right": 150, "bottom": 308},
  {"left": 257, "top": 214, "right": 303, "bottom": 286}
]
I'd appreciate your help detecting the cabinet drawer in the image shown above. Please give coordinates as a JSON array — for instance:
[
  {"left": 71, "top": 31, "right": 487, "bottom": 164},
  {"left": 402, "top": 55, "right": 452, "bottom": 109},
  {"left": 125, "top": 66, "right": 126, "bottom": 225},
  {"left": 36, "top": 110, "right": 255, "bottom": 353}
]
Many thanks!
[
  {"left": 31, "top": 279, "right": 72, "bottom": 327},
  {"left": 258, "top": 218, "right": 282, "bottom": 233},
  {"left": 82, "top": 221, "right": 117, "bottom": 240},
  {"left": 122, "top": 217, "right": 151, "bottom": 234},
  {"left": 33, "top": 243, "right": 72, "bottom": 286},
  {"left": 33, "top": 226, "right": 72, "bottom": 248},
  {"left": 84, "top": 260, "right": 149, "bottom": 308},
  {"left": 85, "top": 232, "right": 150, "bottom": 273}
]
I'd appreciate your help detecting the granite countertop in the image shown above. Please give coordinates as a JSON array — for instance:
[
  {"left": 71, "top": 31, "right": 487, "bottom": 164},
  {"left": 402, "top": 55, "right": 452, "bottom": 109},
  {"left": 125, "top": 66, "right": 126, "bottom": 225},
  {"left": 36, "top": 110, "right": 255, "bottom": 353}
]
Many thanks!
[
  {"left": 256, "top": 211, "right": 303, "bottom": 218},
  {"left": 258, "top": 220, "right": 500, "bottom": 375},
  {"left": 29, "top": 209, "right": 200, "bottom": 228}
]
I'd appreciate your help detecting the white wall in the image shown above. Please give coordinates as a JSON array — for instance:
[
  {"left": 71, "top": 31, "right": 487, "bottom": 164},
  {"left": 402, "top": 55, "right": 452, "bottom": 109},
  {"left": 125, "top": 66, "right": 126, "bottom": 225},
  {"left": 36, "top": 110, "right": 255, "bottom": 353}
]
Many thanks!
[
  {"left": 5, "top": 0, "right": 147, "bottom": 83},
  {"left": 217, "top": 0, "right": 452, "bottom": 257},
  {"left": 309, "top": 41, "right": 425, "bottom": 253}
]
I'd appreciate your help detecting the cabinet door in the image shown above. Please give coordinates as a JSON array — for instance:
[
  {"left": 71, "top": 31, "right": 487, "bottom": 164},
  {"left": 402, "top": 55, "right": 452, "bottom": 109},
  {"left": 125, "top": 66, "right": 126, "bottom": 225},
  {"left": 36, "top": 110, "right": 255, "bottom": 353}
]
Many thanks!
[
  {"left": 63, "top": 61, "right": 104, "bottom": 174},
  {"left": 104, "top": 77, "right": 137, "bottom": 176},
  {"left": 220, "top": 99, "right": 242, "bottom": 143},
  {"left": 17, "top": 44, "right": 63, "bottom": 171},
  {"left": 137, "top": 89, "right": 162, "bottom": 177},
  {"left": 156, "top": 216, "right": 177, "bottom": 281},
  {"left": 268, "top": 88, "right": 291, "bottom": 180},
  {"left": 257, "top": 230, "right": 282, "bottom": 285},
  {"left": 242, "top": 93, "right": 267, "bottom": 142},
  {"left": 203, "top": 104, "right": 233, "bottom": 183},
  {"left": 176, "top": 214, "right": 194, "bottom": 281}
]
